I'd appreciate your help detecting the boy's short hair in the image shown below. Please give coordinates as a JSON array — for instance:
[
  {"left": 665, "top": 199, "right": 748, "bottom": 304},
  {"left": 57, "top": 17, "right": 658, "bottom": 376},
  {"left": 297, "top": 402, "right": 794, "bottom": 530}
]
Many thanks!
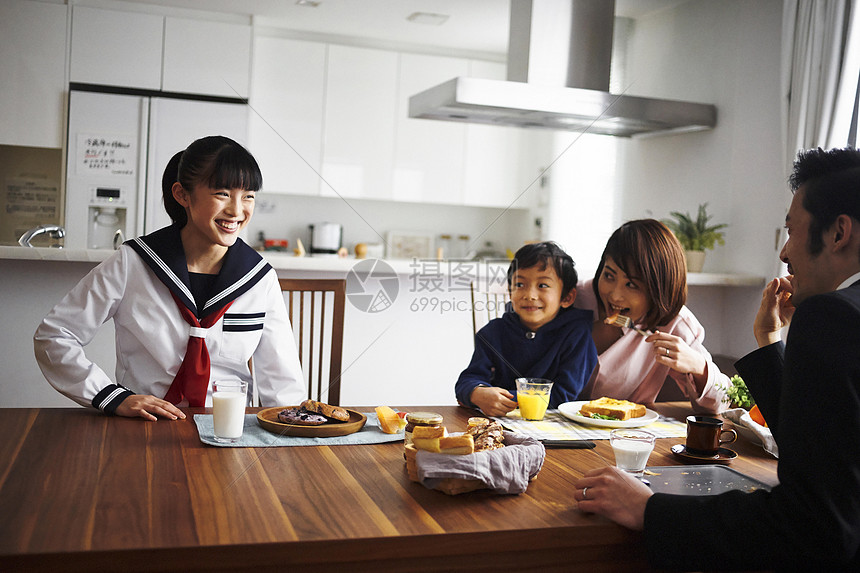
[{"left": 507, "top": 241, "right": 578, "bottom": 296}]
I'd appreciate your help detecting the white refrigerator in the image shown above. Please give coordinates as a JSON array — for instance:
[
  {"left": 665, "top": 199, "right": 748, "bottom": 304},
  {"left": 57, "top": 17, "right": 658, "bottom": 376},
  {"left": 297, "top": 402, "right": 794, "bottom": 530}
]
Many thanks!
[{"left": 65, "top": 89, "right": 249, "bottom": 249}]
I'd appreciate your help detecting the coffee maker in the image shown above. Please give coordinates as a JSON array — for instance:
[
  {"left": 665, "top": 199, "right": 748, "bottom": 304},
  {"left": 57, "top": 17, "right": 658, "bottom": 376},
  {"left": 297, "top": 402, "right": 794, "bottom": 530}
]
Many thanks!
[{"left": 309, "top": 222, "right": 342, "bottom": 256}]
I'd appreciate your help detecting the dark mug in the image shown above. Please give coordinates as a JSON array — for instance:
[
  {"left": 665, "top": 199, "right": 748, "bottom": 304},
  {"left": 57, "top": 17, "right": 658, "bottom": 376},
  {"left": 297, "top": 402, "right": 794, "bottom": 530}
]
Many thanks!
[{"left": 686, "top": 415, "right": 737, "bottom": 456}]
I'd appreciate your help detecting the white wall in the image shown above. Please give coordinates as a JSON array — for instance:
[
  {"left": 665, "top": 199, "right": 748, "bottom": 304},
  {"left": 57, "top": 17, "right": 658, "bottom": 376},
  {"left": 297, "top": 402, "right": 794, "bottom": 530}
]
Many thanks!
[{"left": 619, "top": 0, "right": 786, "bottom": 276}]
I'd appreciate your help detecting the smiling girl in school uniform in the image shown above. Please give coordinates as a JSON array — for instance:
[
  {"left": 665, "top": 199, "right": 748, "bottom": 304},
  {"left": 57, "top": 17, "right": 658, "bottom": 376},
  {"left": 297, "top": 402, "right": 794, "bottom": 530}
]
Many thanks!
[{"left": 35, "top": 136, "right": 304, "bottom": 420}]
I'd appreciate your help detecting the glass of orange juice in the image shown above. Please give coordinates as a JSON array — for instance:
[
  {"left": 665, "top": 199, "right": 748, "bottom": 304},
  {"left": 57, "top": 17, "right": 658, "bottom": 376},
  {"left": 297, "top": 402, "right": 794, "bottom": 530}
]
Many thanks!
[{"left": 515, "top": 378, "right": 554, "bottom": 421}]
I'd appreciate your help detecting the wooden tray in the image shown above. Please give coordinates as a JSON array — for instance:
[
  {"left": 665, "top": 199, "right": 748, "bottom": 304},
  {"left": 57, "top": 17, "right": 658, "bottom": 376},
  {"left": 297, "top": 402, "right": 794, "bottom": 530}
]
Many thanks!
[{"left": 256, "top": 407, "right": 367, "bottom": 438}]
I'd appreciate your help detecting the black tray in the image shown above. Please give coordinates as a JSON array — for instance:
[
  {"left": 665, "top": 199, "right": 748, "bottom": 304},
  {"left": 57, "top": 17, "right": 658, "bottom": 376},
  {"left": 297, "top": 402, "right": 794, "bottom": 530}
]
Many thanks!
[{"left": 644, "top": 465, "right": 774, "bottom": 495}]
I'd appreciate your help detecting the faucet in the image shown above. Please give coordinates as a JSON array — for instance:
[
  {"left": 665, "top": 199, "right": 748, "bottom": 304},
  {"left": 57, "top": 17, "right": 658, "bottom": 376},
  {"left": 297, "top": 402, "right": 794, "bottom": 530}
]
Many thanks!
[{"left": 18, "top": 224, "right": 66, "bottom": 248}]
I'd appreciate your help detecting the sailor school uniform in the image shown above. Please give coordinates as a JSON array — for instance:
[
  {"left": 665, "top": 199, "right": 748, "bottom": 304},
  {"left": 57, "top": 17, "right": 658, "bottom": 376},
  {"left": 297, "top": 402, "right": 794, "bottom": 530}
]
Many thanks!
[{"left": 34, "top": 224, "right": 305, "bottom": 412}]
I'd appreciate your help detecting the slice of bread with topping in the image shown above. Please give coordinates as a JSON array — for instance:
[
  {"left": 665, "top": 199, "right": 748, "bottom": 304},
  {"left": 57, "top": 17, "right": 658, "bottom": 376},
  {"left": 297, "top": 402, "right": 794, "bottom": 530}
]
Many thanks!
[{"left": 579, "top": 397, "right": 646, "bottom": 421}]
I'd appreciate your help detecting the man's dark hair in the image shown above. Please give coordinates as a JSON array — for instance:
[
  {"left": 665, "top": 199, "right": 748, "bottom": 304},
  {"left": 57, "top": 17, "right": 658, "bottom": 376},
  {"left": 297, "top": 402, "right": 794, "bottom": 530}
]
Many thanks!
[
  {"left": 506, "top": 241, "right": 578, "bottom": 297},
  {"left": 790, "top": 147, "right": 860, "bottom": 255}
]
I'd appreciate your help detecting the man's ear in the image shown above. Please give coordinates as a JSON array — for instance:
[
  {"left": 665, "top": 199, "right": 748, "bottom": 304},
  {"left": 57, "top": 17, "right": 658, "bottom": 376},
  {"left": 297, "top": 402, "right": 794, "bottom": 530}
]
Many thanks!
[
  {"left": 561, "top": 287, "right": 577, "bottom": 308},
  {"left": 172, "top": 182, "right": 189, "bottom": 207},
  {"left": 830, "top": 214, "right": 856, "bottom": 247}
]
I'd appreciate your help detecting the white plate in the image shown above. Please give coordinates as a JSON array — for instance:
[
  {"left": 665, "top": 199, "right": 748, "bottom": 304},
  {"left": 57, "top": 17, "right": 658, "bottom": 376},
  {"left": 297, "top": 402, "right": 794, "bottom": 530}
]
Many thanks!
[{"left": 558, "top": 401, "right": 659, "bottom": 428}]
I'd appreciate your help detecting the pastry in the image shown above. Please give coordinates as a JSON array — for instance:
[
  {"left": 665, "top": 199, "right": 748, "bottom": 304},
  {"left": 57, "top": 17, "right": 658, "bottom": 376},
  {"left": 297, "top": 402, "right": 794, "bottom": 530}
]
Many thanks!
[
  {"left": 300, "top": 399, "right": 349, "bottom": 422},
  {"left": 277, "top": 407, "right": 327, "bottom": 426}
]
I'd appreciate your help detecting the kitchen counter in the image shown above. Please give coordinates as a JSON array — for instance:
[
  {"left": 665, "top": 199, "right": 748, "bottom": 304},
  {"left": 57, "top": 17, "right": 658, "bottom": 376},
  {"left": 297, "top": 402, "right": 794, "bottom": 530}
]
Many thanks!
[
  {"left": 0, "top": 246, "right": 765, "bottom": 285},
  {"left": 0, "top": 245, "right": 502, "bottom": 276}
]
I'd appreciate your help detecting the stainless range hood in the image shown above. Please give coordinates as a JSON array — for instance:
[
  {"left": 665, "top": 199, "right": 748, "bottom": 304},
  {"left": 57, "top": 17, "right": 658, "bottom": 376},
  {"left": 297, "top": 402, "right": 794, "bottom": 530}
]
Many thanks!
[{"left": 408, "top": 0, "right": 716, "bottom": 137}]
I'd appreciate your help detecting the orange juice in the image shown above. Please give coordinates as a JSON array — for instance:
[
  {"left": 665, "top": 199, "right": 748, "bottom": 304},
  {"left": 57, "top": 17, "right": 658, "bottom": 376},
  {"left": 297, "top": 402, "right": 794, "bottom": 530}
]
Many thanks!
[{"left": 517, "top": 391, "right": 550, "bottom": 420}]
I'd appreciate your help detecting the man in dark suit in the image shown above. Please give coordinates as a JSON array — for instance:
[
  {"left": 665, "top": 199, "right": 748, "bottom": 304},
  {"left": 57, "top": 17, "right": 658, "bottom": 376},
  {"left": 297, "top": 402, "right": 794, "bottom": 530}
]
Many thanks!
[{"left": 573, "top": 147, "right": 860, "bottom": 571}]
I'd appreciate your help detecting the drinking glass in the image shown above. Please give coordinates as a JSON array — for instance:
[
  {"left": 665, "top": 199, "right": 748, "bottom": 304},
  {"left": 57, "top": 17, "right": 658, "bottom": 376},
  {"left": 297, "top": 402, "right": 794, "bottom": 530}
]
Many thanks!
[
  {"left": 212, "top": 380, "right": 248, "bottom": 443},
  {"left": 610, "top": 429, "right": 656, "bottom": 477},
  {"left": 515, "top": 378, "right": 553, "bottom": 421}
]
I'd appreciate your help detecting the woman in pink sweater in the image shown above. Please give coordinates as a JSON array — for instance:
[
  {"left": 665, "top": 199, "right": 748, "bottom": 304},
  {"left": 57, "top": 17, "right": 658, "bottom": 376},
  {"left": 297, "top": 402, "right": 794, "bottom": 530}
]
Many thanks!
[{"left": 574, "top": 219, "right": 729, "bottom": 413}]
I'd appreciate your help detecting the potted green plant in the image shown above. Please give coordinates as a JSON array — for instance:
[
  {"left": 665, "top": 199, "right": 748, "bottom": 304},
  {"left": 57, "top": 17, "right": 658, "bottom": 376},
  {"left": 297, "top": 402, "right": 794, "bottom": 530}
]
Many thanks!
[{"left": 662, "top": 203, "right": 728, "bottom": 272}]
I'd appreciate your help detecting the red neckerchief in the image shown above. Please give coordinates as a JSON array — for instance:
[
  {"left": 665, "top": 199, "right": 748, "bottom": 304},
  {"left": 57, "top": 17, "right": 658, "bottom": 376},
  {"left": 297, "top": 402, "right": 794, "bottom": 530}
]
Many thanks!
[{"left": 163, "top": 292, "right": 234, "bottom": 406}]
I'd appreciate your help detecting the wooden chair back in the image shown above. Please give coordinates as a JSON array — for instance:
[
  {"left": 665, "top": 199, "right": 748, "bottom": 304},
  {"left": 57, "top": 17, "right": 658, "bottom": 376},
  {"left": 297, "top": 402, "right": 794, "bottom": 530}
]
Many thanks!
[
  {"left": 278, "top": 278, "right": 346, "bottom": 406},
  {"left": 470, "top": 280, "right": 509, "bottom": 343}
]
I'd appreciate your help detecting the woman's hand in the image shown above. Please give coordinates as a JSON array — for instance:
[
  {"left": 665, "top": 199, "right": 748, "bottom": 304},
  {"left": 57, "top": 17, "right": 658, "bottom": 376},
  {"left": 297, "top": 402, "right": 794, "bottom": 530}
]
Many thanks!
[
  {"left": 573, "top": 466, "right": 652, "bottom": 530},
  {"left": 647, "top": 331, "right": 706, "bottom": 377},
  {"left": 470, "top": 386, "right": 518, "bottom": 417},
  {"left": 754, "top": 276, "right": 795, "bottom": 347},
  {"left": 115, "top": 394, "right": 186, "bottom": 421}
]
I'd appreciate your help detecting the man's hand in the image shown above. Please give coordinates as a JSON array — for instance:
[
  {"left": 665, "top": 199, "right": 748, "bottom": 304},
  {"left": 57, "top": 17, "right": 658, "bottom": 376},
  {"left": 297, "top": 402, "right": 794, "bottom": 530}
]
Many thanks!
[
  {"left": 754, "top": 277, "right": 795, "bottom": 347},
  {"left": 115, "top": 394, "right": 186, "bottom": 421},
  {"left": 573, "top": 466, "right": 652, "bottom": 531},
  {"left": 469, "top": 386, "right": 517, "bottom": 417}
]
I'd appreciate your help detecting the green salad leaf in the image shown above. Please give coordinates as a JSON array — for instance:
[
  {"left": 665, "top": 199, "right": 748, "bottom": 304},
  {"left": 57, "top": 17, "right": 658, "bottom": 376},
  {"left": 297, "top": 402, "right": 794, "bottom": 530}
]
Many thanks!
[
  {"left": 579, "top": 411, "right": 620, "bottom": 421},
  {"left": 722, "top": 375, "right": 755, "bottom": 409}
]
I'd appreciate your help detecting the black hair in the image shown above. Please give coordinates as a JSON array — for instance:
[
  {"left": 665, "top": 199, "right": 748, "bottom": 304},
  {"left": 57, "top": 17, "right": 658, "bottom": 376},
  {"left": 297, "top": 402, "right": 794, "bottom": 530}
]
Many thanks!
[
  {"left": 790, "top": 147, "right": 860, "bottom": 255},
  {"left": 506, "top": 241, "right": 578, "bottom": 297},
  {"left": 161, "top": 135, "right": 263, "bottom": 226}
]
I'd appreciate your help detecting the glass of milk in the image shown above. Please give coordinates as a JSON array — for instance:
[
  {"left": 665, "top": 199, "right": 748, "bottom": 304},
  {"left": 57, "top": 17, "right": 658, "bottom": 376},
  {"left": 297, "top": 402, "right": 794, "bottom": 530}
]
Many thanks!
[
  {"left": 212, "top": 380, "right": 248, "bottom": 443},
  {"left": 609, "top": 429, "right": 656, "bottom": 477}
]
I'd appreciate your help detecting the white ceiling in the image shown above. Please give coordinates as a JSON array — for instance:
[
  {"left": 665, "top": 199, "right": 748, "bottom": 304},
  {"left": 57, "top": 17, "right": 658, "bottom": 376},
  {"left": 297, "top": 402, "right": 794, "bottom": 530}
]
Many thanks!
[{"left": 114, "top": 0, "right": 688, "bottom": 55}]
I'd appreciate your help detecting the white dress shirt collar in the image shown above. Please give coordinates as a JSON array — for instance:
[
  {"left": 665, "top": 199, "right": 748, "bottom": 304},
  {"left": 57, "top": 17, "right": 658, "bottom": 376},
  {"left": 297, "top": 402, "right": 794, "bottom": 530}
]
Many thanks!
[{"left": 836, "top": 271, "right": 860, "bottom": 291}]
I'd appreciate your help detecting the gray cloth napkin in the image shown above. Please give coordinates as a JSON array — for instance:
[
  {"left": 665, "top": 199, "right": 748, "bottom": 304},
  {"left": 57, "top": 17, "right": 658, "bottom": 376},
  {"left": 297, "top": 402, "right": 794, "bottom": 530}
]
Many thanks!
[
  {"left": 722, "top": 407, "right": 778, "bottom": 458},
  {"left": 416, "top": 432, "right": 546, "bottom": 494},
  {"left": 194, "top": 412, "right": 405, "bottom": 447}
]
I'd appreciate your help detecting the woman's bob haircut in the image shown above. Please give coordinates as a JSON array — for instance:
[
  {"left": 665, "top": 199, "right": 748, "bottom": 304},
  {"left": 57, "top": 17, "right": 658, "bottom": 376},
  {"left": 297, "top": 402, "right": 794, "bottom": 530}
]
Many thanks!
[{"left": 592, "top": 219, "right": 687, "bottom": 329}]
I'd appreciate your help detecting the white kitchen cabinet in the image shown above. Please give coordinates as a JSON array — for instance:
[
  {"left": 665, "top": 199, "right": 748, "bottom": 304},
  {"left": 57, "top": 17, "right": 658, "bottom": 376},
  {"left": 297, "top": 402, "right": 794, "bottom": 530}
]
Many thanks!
[
  {"left": 70, "top": 7, "right": 251, "bottom": 98},
  {"left": 394, "top": 53, "right": 468, "bottom": 204},
  {"left": 162, "top": 17, "right": 251, "bottom": 98},
  {"left": 70, "top": 6, "right": 163, "bottom": 90},
  {"left": 322, "top": 45, "right": 398, "bottom": 200},
  {"left": 248, "top": 36, "right": 326, "bottom": 196},
  {"left": 0, "top": 0, "right": 67, "bottom": 148},
  {"left": 462, "top": 60, "right": 530, "bottom": 209}
]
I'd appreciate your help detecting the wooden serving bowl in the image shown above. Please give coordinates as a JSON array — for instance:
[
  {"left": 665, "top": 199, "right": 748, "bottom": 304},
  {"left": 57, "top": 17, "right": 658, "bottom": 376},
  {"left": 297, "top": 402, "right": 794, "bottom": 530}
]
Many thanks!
[{"left": 256, "top": 407, "right": 367, "bottom": 438}]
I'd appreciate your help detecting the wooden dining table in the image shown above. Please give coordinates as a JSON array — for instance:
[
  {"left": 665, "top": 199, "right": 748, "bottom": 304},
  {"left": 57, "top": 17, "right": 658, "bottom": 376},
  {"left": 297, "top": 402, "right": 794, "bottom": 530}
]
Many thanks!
[{"left": 0, "top": 402, "right": 778, "bottom": 572}]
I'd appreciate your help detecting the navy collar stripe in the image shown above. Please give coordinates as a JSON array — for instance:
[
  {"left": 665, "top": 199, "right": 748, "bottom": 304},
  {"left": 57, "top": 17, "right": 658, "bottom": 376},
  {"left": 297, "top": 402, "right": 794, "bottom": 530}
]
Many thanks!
[
  {"left": 223, "top": 317, "right": 265, "bottom": 324},
  {"left": 202, "top": 259, "right": 269, "bottom": 312},
  {"left": 132, "top": 236, "right": 195, "bottom": 303}
]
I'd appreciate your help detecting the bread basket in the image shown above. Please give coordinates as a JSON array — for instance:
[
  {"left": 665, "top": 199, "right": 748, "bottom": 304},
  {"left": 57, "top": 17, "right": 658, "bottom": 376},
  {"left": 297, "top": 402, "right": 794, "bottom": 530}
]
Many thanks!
[
  {"left": 405, "top": 444, "right": 485, "bottom": 495},
  {"left": 404, "top": 432, "right": 545, "bottom": 495}
]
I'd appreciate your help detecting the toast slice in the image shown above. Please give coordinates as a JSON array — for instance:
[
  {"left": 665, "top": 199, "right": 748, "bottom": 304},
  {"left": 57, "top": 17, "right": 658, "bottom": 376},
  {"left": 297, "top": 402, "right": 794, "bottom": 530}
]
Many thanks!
[{"left": 579, "top": 397, "right": 646, "bottom": 421}]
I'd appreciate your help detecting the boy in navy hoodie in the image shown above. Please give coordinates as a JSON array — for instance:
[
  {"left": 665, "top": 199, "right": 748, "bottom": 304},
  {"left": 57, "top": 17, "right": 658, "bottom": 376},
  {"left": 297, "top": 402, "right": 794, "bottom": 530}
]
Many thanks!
[{"left": 455, "top": 242, "right": 597, "bottom": 416}]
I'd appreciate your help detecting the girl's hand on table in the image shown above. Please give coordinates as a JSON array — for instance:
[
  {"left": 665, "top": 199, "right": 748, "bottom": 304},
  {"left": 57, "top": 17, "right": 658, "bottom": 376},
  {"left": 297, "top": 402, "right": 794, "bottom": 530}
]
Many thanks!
[
  {"left": 116, "top": 395, "right": 186, "bottom": 421},
  {"left": 574, "top": 466, "right": 652, "bottom": 531},
  {"left": 470, "top": 386, "right": 517, "bottom": 417},
  {"left": 647, "top": 331, "right": 706, "bottom": 377}
]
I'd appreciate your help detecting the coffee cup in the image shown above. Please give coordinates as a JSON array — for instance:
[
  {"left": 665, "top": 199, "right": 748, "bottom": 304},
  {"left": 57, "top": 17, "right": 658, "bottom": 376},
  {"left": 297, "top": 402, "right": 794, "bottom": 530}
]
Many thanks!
[{"left": 685, "top": 415, "right": 737, "bottom": 456}]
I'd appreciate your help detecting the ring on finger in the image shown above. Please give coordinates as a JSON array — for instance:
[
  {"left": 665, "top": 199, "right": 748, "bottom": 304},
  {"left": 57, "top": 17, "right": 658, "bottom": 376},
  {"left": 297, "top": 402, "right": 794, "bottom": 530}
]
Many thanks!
[
  {"left": 582, "top": 487, "right": 589, "bottom": 499},
  {"left": 665, "top": 347, "right": 670, "bottom": 357}
]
